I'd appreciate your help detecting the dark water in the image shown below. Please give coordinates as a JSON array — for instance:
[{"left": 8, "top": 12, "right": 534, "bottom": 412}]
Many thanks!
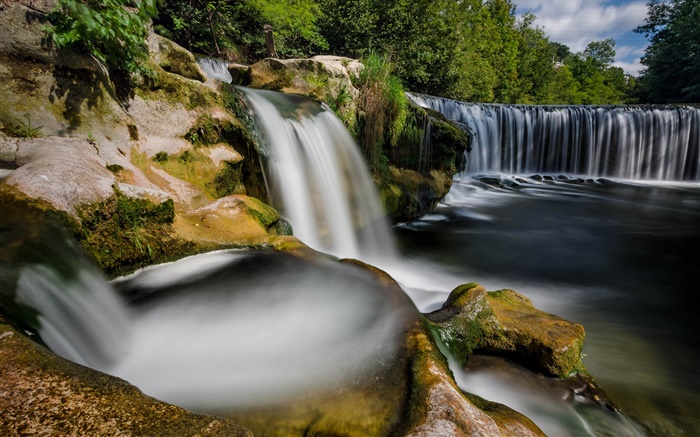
[{"left": 393, "top": 175, "right": 700, "bottom": 436}]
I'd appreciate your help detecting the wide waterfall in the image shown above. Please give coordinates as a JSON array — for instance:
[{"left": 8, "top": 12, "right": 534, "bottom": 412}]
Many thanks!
[
  {"left": 240, "top": 88, "right": 395, "bottom": 261},
  {"left": 410, "top": 94, "right": 700, "bottom": 181}
]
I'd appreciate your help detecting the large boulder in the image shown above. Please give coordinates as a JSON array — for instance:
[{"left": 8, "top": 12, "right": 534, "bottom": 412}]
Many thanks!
[
  {"left": 426, "top": 283, "right": 586, "bottom": 377},
  {"left": 246, "top": 55, "right": 363, "bottom": 131}
]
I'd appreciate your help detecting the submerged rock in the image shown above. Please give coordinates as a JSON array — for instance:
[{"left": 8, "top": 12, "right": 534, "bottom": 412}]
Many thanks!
[{"left": 426, "top": 283, "right": 586, "bottom": 377}]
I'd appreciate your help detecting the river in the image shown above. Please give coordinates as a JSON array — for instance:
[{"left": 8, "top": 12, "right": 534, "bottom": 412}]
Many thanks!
[{"left": 387, "top": 175, "right": 700, "bottom": 436}]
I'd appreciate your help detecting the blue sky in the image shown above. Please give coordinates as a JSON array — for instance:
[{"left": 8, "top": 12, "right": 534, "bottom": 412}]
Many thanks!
[{"left": 512, "top": 0, "right": 652, "bottom": 76}]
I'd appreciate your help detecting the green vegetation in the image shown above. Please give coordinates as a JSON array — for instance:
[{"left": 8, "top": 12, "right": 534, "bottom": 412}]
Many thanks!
[
  {"left": 634, "top": 0, "right": 700, "bottom": 103},
  {"left": 44, "top": 0, "right": 158, "bottom": 83},
  {"left": 105, "top": 164, "right": 123, "bottom": 174},
  {"left": 76, "top": 187, "right": 186, "bottom": 276},
  {"left": 1, "top": 115, "right": 43, "bottom": 138},
  {"left": 155, "top": 0, "right": 326, "bottom": 61},
  {"left": 42, "top": 0, "right": 693, "bottom": 106},
  {"left": 353, "top": 53, "right": 409, "bottom": 171}
]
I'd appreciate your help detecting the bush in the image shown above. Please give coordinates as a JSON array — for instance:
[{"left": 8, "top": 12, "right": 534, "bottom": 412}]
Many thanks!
[
  {"left": 355, "top": 52, "right": 409, "bottom": 172},
  {"left": 45, "top": 0, "right": 158, "bottom": 82}
]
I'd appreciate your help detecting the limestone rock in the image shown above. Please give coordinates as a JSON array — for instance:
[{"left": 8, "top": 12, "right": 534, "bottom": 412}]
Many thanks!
[
  {"left": 246, "top": 56, "right": 362, "bottom": 128},
  {"left": 1, "top": 137, "right": 116, "bottom": 216},
  {"left": 148, "top": 33, "right": 207, "bottom": 83},
  {"left": 399, "top": 324, "right": 545, "bottom": 437},
  {"left": 173, "top": 195, "right": 291, "bottom": 245},
  {"left": 0, "top": 320, "right": 252, "bottom": 437},
  {"left": 427, "top": 283, "right": 586, "bottom": 377}
]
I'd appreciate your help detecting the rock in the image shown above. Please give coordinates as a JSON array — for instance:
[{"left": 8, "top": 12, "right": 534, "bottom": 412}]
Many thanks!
[
  {"left": 426, "top": 283, "right": 586, "bottom": 377},
  {"left": 397, "top": 324, "right": 545, "bottom": 437},
  {"left": 0, "top": 319, "right": 252, "bottom": 437},
  {"left": 379, "top": 103, "right": 470, "bottom": 222},
  {"left": 148, "top": 33, "right": 207, "bottom": 83},
  {"left": 379, "top": 166, "right": 453, "bottom": 223},
  {"left": 246, "top": 56, "right": 362, "bottom": 129},
  {"left": 1, "top": 137, "right": 116, "bottom": 217},
  {"left": 173, "top": 195, "right": 291, "bottom": 245},
  {"left": 228, "top": 63, "right": 250, "bottom": 85},
  {"left": 221, "top": 259, "right": 544, "bottom": 437}
]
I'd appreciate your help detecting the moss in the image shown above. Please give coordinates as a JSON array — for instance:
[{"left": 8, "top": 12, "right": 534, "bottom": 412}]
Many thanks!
[
  {"left": 127, "top": 123, "right": 139, "bottom": 140},
  {"left": 185, "top": 114, "right": 226, "bottom": 146},
  {"left": 158, "top": 41, "right": 206, "bottom": 83},
  {"left": 0, "top": 185, "right": 80, "bottom": 235},
  {"left": 75, "top": 187, "right": 194, "bottom": 277},
  {"left": 210, "top": 161, "right": 246, "bottom": 197},
  {"left": 138, "top": 67, "right": 218, "bottom": 110},
  {"left": 106, "top": 164, "right": 123, "bottom": 174}
]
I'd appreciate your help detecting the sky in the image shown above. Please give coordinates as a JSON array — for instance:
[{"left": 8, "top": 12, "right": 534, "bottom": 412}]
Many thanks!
[{"left": 512, "top": 0, "right": 652, "bottom": 76}]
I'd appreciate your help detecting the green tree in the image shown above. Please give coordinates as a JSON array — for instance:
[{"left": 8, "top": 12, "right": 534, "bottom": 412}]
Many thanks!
[
  {"left": 45, "top": 0, "right": 158, "bottom": 79},
  {"left": 634, "top": 0, "right": 700, "bottom": 103},
  {"left": 156, "top": 0, "right": 326, "bottom": 62},
  {"left": 513, "top": 12, "right": 556, "bottom": 103},
  {"left": 565, "top": 39, "right": 627, "bottom": 104}
]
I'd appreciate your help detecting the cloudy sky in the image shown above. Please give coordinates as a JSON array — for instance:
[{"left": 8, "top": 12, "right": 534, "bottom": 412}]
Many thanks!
[{"left": 512, "top": 0, "right": 652, "bottom": 76}]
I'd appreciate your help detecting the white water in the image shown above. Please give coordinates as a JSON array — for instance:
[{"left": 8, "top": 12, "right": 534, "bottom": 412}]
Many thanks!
[
  {"left": 409, "top": 94, "right": 700, "bottom": 181},
  {"left": 195, "top": 57, "right": 232, "bottom": 83},
  {"left": 241, "top": 88, "right": 396, "bottom": 261}
]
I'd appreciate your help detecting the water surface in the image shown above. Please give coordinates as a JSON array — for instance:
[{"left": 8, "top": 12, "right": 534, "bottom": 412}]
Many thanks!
[{"left": 389, "top": 175, "right": 700, "bottom": 436}]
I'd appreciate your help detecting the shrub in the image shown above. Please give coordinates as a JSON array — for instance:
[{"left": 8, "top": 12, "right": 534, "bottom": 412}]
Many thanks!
[
  {"left": 354, "top": 52, "right": 409, "bottom": 172},
  {"left": 44, "top": 0, "right": 158, "bottom": 82}
]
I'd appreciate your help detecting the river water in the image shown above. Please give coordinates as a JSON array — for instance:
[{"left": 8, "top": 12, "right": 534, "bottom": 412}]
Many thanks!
[{"left": 386, "top": 174, "right": 700, "bottom": 436}]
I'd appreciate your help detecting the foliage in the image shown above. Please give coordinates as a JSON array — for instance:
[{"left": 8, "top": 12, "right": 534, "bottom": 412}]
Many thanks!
[
  {"left": 106, "top": 164, "right": 123, "bottom": 173},
  {"left": 77, "top": 188, "right": 178, "bottom": 276},
  {"left": 354, "top": 52, "right": 409, "bottom": 171},
  {"left": 153, "top": 151, "right": 169, "bottom": 162},
  {"left": 44, "top": 0, "right": 158, "bottom": 82},
  {"left": 634, "top": 0, "right": 700, "bottom": 103},
  {"left": 155, "top": 0, "right": 326, "bottom": 62},
  {"left": 151, "top": 0, "right": 634, "bottom": 104},
  {"left": 1, "top": 115, "right": 43, "bottom": 138},
  {"left": 564, "top": 39, "right": 627, "bottom": 104}
]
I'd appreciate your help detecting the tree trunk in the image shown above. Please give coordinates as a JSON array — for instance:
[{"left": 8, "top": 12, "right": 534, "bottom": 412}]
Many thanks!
[{"left": 264, "top": 24, "right": 278, "bottom": 58}]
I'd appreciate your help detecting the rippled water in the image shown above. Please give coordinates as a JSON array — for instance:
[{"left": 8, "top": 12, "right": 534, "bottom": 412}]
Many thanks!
[{"left": 385, "top": 175, "right": 700, "bottom": 436}]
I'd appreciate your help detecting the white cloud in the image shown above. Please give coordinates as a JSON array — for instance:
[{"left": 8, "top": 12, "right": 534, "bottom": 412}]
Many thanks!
[
  {"left": 613, "top": 59, "right": 644, "bottom": 76},
  {"left": 513, "top": 0, "right": 650, "bottom": 76}
]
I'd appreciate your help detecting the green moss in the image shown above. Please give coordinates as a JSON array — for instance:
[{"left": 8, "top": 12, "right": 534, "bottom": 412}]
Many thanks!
[
  {"left": 75, "top": 187, "right": 192, "bottom": 277},
  {"left": 209, "top": 161, "right": 245, "bottom": 197},
  {"left": 106, "top": 164, "right": 123, "bottom": 174},
  {"left": 139, "top": 67, "right": 217, "bottom": 110},
  {"left": 185, "top": 114, "right": 226, "bottom": 146}
]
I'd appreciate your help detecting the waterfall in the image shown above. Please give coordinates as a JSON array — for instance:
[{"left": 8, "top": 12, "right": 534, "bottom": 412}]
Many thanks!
[
  {"left": 1, "top": 209, "right": 131, "bottom": 369},
  {"left": 240, "top": 88, "right": 396, "bottom": 261},
  {"left": 410, "top": 94, "right": 700, "bottom": 181},
  {"left": 196, "top": 57, "right": 233, "bottom": 83}
]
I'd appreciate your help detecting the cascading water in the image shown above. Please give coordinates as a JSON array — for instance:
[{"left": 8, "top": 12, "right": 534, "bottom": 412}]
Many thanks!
[
  {"left": 194, "top": 57, "right": 395, "bottom": 260},
  {"left": 409, "top": 94, "right": 700, "bottom": 181},
  {"left": 196, "top": 57, "right": 233, "bottom": 83},
  {"left": 240, "top": 88, "right": 396, "bottom": 261}
]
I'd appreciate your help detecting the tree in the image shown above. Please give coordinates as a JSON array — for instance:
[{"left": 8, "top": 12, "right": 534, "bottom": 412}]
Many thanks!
[
  {"left": 156, "top": 0, "right": 326, "bottom": 62},
  {"left": 46, "top": 0, "right": 158, "bottom": 79},
  {"left": 583, "top": 38, "right": 616, "bottom": 67},
  {"left": 634, "top": 0, "right": 700, "bottom": 103}
]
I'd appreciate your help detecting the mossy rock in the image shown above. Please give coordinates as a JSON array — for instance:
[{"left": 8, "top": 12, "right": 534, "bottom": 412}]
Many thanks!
[
  {"left": 378, "top": 166, "right": 453, "bottom": 222},
  {"left": 150, "top": 33, "right": 207, "bottom": 83},
  {"left": 0, "top": 319, "right": 252, "bottom": 436},
  {"left": 426, "top": 283, "right": 586, "bottom": 377}
]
